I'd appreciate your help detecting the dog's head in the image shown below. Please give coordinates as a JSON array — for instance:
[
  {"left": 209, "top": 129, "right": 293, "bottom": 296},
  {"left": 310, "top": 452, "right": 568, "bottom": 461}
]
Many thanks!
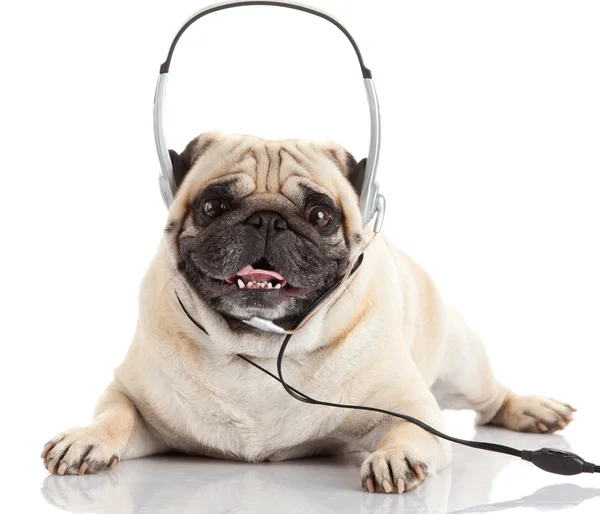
[{"left": 164, "top": 131, "right": 367, "bottom": 329}]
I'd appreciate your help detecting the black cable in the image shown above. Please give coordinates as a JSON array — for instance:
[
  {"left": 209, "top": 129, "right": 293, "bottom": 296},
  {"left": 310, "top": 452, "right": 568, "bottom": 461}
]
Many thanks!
[
  {"left": 276, "top": 333, "right": 520, "bottom": 457},
  {"left": 239, "top": 327, "right": 599, "bottom": 475},
  {"left": 176, "top": 275, "right": 598, "bottom": 475},
  {"left": 237, "top": 333, "right": 600, "bottom": 475},
  {"left": 176, "top": 294, "right": 208, "bottom": 334},
  {"left": 237, "top": 350, "right": 521, "bottom": 456}
]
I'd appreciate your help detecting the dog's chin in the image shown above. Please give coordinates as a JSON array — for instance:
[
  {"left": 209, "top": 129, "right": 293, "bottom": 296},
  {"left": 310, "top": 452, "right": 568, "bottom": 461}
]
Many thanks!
[{"left": 216, "top": 288, "right": 304, "bottom": 320}]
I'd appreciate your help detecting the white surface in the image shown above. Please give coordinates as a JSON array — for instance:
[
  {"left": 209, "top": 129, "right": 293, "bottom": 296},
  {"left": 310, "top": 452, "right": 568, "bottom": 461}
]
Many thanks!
[
  {"left": 19, "top": 413, "right": 600, "bottom": 513},
  {"left": 1, "top": 1, "right": 600, "bottom": 513}
]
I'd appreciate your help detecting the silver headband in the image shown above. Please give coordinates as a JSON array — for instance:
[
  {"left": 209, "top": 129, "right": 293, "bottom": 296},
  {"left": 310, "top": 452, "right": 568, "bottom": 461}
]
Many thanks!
[{"left": 153, "top": 0, "right": 385, "bottom": 230}]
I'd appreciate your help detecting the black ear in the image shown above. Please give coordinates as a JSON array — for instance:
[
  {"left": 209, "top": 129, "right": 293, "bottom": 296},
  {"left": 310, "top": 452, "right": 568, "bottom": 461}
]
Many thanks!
[
  {"left": 169, "top": 134, "right": 216, "bottom": 189},
  {"left": 169, "top": 149, "right": 186, "bottom": 188},
  {"left": 326, "top": 148, "right": 367, "bottom": 198},
  {"left": 349, "top": 157, "right": 367, "bottom": 197}
]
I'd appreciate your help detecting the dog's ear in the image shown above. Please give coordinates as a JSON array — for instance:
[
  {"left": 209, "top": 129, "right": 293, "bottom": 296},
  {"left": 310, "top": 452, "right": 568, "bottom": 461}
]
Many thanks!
[
  {"left": 324, "top": 145, "right": 364, "bottom": 197},
  {"left": 172, "top": 132, "right": 218, "bottom": 188},
  {"left": 345, "top": 152, "right": 367, "bottom": 198}
]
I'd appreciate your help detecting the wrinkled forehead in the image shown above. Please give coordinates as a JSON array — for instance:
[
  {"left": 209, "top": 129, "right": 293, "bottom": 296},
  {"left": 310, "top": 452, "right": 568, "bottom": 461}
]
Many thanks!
[{"left": 181, "top": 136, "right": 346, "bottom": 205}]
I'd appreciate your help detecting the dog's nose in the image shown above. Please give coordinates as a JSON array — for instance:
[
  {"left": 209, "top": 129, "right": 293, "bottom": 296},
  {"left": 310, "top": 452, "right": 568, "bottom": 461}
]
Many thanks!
[{"left": 245, "top": 211, "right": 288, "bottom": 232}]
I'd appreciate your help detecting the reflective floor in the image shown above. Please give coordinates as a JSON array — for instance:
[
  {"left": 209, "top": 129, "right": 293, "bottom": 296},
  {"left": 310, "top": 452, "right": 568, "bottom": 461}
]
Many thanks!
[{"left": 25, "top": 414, "right": 600, "bottom": 513}]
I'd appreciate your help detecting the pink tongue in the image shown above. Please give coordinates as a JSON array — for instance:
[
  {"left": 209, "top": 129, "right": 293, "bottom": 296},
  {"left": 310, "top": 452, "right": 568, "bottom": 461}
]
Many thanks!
[
  {"left": 236, "top": 265, "right": 285, "bottom": 280},
  {"left": 226, "top": 265, "right": 286, "bottom": 284}
]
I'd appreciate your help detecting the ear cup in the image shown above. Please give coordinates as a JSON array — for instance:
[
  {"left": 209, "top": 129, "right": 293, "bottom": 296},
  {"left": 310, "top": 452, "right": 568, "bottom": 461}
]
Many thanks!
[
  {"left": 350, "top": 157, "right": 367, "bottom": 197},
  {"left": 169, "top": 149, "right": 186, "bottom": 188}
]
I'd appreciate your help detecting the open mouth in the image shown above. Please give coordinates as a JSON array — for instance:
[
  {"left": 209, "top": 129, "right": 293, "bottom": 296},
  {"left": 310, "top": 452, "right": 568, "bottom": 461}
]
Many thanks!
[{"left": 225, "top": 258, "right": 287, "bottom": 290}]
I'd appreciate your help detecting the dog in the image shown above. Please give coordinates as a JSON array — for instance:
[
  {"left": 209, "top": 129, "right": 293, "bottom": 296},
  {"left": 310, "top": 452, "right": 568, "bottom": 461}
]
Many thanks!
[{"left": 41, "top": 131, "right": 575, "bottom": 493}]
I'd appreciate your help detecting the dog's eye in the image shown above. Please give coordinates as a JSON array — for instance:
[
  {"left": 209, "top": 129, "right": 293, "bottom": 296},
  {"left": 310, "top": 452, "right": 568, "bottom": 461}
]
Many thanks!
[
  {"left": 202, "top": 199, "right": 229, "bottom": 219},
  {"left": 306, "top": 205, "right": 331, "bottom": 228}
]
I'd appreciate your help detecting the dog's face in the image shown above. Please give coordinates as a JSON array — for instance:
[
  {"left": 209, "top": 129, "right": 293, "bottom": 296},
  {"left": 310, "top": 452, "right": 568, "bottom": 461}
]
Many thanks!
[{"left": 164, "top": 132, "right": 366, "bottom": 329}]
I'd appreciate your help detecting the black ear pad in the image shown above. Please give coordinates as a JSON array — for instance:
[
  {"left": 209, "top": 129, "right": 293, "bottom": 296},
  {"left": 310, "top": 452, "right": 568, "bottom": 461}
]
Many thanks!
[
  {"left": 169, "top": 149, "right": 186, "bottom": 188},
  {"left": 350, "top": 157, "right": 367, "bottom": 196}
]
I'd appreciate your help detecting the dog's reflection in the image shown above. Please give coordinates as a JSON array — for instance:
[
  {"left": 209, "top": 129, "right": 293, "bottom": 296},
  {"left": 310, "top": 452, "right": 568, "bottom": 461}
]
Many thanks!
[{"left": 40, "top": 427, "right": 597, "bottom": 514}]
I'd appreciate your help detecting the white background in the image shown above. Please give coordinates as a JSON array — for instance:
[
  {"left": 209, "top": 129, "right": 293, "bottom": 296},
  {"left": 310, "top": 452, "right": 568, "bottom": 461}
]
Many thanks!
[{"left": 1, "top": 1, "right": 599, "bottom": 512}]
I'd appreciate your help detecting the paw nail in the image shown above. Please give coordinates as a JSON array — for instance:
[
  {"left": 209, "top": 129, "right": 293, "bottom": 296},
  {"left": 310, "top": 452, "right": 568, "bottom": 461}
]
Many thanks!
[
  {"left": 57, "top": 462, "right": 67, "bottom": 475},
  {"left": 557, "top": 419, "right": 566, "bottom": 429},
  {"left": 47, "top": 461, "right": 56, "bottom": 474},
  {"left": 414, "top": 465, "right": 425, "bottom": 481},
  {"left": 77, "top": 462, "right": 89, "bottom": 475},
  {"left": 383, "top": 480, "right": 392, "bottom": 493},
  {"left": 569, "top": 405, "right": 577, "bottom": 412},
  {"left": 366, "top": 478, "right": 375, "bottom": 493},
  {"left": 107, "top": 455, "right": 119, "bottom": 471},
  {"left": 565, "top": 414, "right": 574, "bottom": 421},
  {"left": 537, "top": 423, "right": 548, "bottom": 432},
  {"left": 397, "top": 479, "right": 405, "bottom": 494}
]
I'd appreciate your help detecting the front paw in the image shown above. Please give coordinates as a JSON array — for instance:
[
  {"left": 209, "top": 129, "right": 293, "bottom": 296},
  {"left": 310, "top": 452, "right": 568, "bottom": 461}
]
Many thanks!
[
  {"left": 41, "top": 426, "right": 120, "bottom": 475},
  {"left": 361, "top": 447, "right": 428, "bottom": 494}
]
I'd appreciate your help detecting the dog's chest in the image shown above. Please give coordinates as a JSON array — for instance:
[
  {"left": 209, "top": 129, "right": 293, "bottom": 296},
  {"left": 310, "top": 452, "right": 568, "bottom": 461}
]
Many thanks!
[{"left": 147, "top": 359, "right": 343, "bottom": 461}]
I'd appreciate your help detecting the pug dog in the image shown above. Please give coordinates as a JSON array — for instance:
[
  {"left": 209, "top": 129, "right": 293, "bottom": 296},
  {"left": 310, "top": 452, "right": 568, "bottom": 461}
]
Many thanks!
[{"left": 41, "top": 132, "right": 575, "bottom": 493}]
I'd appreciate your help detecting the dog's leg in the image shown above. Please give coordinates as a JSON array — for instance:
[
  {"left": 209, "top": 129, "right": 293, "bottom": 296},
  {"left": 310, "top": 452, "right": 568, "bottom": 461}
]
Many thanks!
[
  {"left": 348, "top": 369, "right": 452, "bottom": 494},
  {"left": 41, "top": 380, "right": 165, "bottom": 475},
  {"left": 432, "top": 307, "right": 575, "bottom": 433}
]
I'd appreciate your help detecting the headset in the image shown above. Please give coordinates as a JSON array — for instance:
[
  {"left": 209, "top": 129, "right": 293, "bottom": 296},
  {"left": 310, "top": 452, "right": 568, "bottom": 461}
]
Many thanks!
[
  {"left": 153, "top": 0, "right": 386, "bottom": 233},
  {"left": 157, "top": 1, "right": 599, "bottom": 480}
]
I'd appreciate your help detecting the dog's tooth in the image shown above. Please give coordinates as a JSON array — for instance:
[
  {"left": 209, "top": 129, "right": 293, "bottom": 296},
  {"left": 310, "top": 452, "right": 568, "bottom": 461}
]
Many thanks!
[
  {"left": 247, "top": 281, "right": 253, "bottom": 287},
  {"left": 267, "top": 283, "right": 273, "bottom": 288},
  {"left": 237, "top": 279, "right": 245, "bottom": 289},
  {"left": 274, "top": 283, "right": 281, "bottom": 289}
]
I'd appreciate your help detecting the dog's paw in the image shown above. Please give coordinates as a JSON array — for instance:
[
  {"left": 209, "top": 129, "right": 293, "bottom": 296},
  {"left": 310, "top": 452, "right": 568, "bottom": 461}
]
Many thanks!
[
  {"left": 490, "top": 394, "right": 576, "bottom": 433},
  {"left": 41, "top": 426, "right": 120, "bottom": 475},
  {"left": 361, "top": 447, "right": 428, "bottom": 494}
]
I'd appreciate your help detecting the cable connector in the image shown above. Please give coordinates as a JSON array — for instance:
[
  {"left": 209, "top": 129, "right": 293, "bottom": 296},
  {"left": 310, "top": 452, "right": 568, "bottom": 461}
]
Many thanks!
[{"left": 521, "top": 448, "right": 597, "bottom": 475}]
